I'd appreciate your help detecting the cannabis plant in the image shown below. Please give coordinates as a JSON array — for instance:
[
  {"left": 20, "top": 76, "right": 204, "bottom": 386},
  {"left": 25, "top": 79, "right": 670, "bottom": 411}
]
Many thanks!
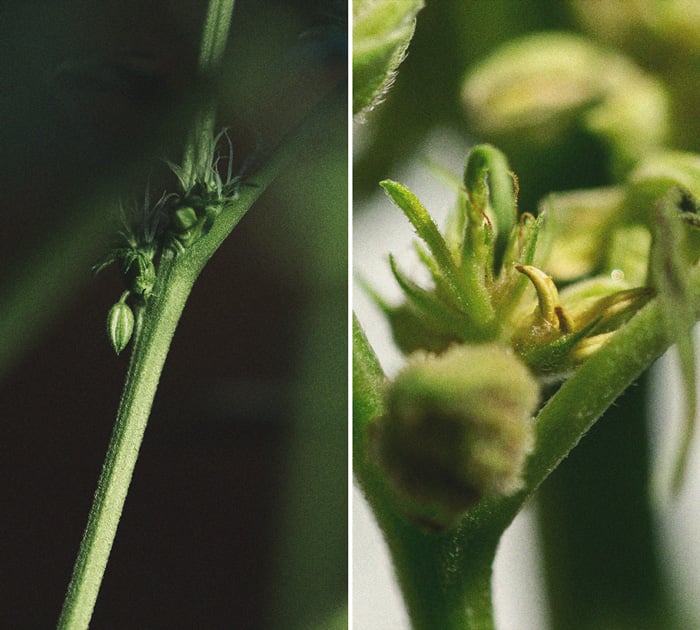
[{"left": 2, "top": 1, "right": 347, "bottom": 627}]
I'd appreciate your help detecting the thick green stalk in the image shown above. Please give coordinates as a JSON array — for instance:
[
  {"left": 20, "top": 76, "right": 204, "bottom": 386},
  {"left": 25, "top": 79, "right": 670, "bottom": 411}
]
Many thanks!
[
  {"left": 354, "top": 317, "right": 496, "bottom": 629},
  {"left": 57, "top": 254, "right": 191, "bottom": 629},
  {"left": 537, "top": 373, "right": 672, "bottom": 630},
  {"left": 386, "top": 525, "right": 496, "bottom": 630}
]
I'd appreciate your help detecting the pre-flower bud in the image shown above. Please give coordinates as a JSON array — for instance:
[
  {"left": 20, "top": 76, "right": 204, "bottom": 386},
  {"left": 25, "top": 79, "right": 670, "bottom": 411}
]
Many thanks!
[{"left": 373, "top": 344, "right": 539, "bottom": 529}]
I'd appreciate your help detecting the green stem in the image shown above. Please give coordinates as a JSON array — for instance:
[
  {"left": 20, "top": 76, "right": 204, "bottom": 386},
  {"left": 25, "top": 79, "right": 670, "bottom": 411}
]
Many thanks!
[
  {"left": 389, "top": 527, "right": 496, "bottom": 630},
  {"left": 354, "top": 317, "right": 495, "bottom": 629},
  {"left": 57, "top": 0, "right": 344, "bottom": 623},
  {"left": 57, "top": 254, "right": 191, "bottom": 629},
  {"left": 181, "top": 0, "right": 236, "bottom": 188}
]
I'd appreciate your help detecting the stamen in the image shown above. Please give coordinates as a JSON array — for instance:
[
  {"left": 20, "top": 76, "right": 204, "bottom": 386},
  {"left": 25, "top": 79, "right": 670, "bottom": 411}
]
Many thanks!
[{"left": 516, "top": 264, "right": 560, "bottom": 326}]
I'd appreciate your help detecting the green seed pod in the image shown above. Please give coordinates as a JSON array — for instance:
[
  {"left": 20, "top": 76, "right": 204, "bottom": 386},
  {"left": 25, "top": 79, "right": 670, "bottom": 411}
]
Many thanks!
[
  {"left": 373, "top": 343, "right": 539, "bottom": 529},
  {"left": 107, "top": 296, "right": 135, "bottom": 355}
]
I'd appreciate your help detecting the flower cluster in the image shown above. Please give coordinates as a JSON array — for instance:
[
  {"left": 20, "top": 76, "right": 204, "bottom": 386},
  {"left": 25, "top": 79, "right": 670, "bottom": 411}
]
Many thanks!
[
  {"left": 367, "top": 144, "right": 700, "bottom": 527},
  {"left": 376, "top": 145, "right": 654, "bottom": 379},
  {"left": 96, "top": 130, "right": 249, "bottom": 354}
]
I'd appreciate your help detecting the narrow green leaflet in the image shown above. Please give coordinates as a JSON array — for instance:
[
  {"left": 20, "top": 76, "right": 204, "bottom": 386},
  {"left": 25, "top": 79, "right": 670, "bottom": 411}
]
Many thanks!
[
  {"left": 353, "top": 314, "right": 386, "bottom": 441},
  {"left": 380, "top": 179, "right": 494, "bottom": 329},
  {"left": 388, "top": 255, "right": 470, "bottom": 338},
  {"left": 463, "top": 143, "right": 516, "bottom": 271}
]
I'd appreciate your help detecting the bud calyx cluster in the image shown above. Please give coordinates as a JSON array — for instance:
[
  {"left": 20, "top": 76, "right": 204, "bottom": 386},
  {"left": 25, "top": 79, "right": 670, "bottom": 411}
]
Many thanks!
[
  {"left": 95, "top": 130, "right": 249, "bottom": 355},
  {"left": 368, "top": 144, "right": 700, "bottom": 526}
]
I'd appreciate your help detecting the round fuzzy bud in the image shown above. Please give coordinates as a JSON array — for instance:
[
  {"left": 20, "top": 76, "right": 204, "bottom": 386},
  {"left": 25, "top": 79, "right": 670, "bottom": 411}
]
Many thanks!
[
  {"left": 374, "top": 344, "right": 539, "bottom": 526},
  {"left": 107, "top": 298, "right": 135, "bottom": 355}
]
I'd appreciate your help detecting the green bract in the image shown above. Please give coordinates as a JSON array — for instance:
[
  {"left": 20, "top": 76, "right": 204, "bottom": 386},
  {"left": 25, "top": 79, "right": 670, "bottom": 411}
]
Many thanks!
[
  {"left": 538, "top": 187, "right": 626, "bottom": 281},
  {"left": 165, "top": 132, "right": 243, "bottom": 254},
  {"left": 173, "top": 206, "right": 198, "bottom": 232},
  {"left": 126, "top": 252, "right": 157, "bottom": 299},
  {"left": 626, "top": 151, "right": 700, "bottom": 221}
]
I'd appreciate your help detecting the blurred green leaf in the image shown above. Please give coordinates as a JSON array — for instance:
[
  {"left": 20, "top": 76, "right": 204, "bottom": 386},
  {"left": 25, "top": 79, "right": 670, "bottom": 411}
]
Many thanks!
[{"left": 353, "top": 0, "right": 424, "bottom": 117}]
